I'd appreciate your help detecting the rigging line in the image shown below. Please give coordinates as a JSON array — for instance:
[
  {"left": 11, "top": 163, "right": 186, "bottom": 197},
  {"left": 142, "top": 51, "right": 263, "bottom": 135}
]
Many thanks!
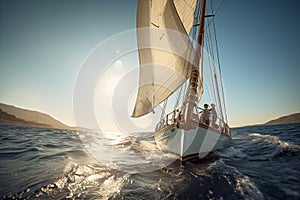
[
  {"left": 211, "top": 6, "right": 228, "bottom": 123},
  {"left": 210, "top": 0, "right": 219, "bottom": 74},
  {"left": 206, "top": 25, "right": 215, "bottom": 64},
  {"left": 207, "top": 29, "right": 219, "bottom": 109},
  {"left": 204, "top": 84, "right": 212, "bottom": 107},
  {"left": 207, "top": 29, "right": 224, "bottom": 121},
  {"left": 205, "top": 29, "right": 221, "bottom": 119},
  {"left": 209, "top": 69, "right": 217, "bottom": 107},
  {"left": 205, "top": 0, "right": 225, "bottom": 31},
  {"left": 191, "top": 0, "right": 201, "bottom": 42},
  {"left": 212, "top": 0, "right": 225, "bottom": 17},
  {"left": 181, "top": 81, "right": 188, "bottom": 105},
  {"left": 207, "top": 0, "right": 227, "bottom": 122},
  {"left": 206, "top": 51, "right": 218, "bottom": 108},
  {"left": 160, "top": 99, "right": 168, "bottom": 121},
  {"left": 174, "top": 82, "right": 183, "bottom": 110},
  {"left": 191, "top": 0, "right": 200, "bottom": 50},
  {"left": 204, "top": 36, "right": 213, "bottom": 88},
  {"left": 205, "top": 30, "right": 217, "bottom": 86}
]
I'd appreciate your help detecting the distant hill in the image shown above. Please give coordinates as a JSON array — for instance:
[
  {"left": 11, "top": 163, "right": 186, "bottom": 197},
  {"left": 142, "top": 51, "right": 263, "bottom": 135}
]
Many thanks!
[
  {"left": 0, "top": 103, "right": 69, "bottom": 129},
  {"left": 0, "top": 109, "right": 53, "bottom": 128},
  {"left": 265, "top": 113, "right": 300, "bottom": 125}
]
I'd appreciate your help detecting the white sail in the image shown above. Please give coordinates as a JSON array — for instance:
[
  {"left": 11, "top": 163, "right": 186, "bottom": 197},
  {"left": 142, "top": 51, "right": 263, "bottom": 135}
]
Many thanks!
[{"left": 132, "top": 0, "right": 198, "bottom": 118}]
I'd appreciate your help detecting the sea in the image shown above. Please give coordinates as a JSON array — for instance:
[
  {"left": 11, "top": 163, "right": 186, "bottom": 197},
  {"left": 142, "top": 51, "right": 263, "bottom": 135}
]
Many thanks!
[{"left": 0, "top": 123, "right": 299, "bottom": 200}]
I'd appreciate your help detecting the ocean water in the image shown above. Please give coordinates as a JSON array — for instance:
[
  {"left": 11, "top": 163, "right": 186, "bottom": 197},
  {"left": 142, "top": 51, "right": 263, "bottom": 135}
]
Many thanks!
[{"left": 0, "top": 123, "right": 299, "bottom": 199}]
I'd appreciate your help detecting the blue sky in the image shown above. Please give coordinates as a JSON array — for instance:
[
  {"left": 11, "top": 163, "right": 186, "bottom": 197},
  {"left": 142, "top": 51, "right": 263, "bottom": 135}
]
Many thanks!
[{"left": 0, "top": 0, "right": 299, "bottom": 128}]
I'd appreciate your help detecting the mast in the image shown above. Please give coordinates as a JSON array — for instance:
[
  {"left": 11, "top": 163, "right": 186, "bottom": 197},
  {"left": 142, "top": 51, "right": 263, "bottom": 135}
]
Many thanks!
[{"left": 184, "top": 0, "right": 206, "bottom": 128}]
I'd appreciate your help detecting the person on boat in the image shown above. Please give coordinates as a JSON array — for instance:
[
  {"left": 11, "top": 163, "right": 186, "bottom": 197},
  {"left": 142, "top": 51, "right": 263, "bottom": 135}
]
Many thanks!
[
  {"left": 200, "top": 104, "right": 210, "bottom": 126},
  {"left": 210, "top": 103, "right": 218, "bottom": 128}
]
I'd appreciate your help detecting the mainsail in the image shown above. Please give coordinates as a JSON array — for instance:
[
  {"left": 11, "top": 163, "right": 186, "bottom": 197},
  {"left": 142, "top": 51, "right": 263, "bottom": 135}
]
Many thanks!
[{"left": 132, "top": 0, "right": 198, "bottom": 117}]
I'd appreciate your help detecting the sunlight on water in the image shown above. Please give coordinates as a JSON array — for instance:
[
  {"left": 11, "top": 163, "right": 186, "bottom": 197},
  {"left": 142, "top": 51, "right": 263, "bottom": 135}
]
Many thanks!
[
  {"left": 36, "top": 158, "right": 129, "bottom": 199},
  {"left": 77, "top": 130, "right": 178, "bottom": 173}
]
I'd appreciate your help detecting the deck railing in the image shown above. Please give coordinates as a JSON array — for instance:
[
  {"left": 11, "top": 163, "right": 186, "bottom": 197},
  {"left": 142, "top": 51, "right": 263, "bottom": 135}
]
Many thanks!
[{"left": 155, "top": 106, "right": 231, "bottom": 137}]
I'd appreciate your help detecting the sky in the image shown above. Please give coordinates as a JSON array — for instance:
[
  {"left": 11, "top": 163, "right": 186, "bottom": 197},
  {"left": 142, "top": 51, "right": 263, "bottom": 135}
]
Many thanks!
[{"left": 0, "top": 0, "right": 299, "bottom": 129}]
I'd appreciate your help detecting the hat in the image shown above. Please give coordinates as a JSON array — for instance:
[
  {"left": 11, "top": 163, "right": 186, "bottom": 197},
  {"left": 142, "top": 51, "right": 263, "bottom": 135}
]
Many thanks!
[{"left": 211, "top": 103, "right": 215, "bottom": 106}]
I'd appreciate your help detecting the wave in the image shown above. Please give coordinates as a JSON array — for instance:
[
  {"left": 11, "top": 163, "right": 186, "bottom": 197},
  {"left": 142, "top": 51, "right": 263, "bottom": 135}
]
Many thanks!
[
  {"left": 249, "top": 133, "right": 300, "bottom": 150},
  {"left": 217, "top": 146, "right": 248, "bottom": 159},
  {"left": 248, "top": 133, "right": 300, "bottom": 158},
  {"left": 26, "top": 157, "right": 127, "bottom": 199},
  {"left": 207, "top": 159, "right": 264, "bottom": 200}
]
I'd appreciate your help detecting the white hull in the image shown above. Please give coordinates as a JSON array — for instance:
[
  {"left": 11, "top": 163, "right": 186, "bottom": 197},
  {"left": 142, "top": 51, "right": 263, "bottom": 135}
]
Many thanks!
[{"left": 155, "top": 124, "right": 231, "bottom": 161}]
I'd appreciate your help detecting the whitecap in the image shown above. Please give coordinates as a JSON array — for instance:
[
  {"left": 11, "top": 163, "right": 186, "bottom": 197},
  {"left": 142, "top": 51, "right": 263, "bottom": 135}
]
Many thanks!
[{"left": 249, "top": 133, "right": 300, "bottom": 150}]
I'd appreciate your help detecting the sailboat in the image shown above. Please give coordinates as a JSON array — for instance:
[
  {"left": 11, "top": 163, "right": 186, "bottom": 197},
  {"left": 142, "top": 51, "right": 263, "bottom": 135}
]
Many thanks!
[{"left": 132, "top": 0, "right": 231, "bottom": 162}]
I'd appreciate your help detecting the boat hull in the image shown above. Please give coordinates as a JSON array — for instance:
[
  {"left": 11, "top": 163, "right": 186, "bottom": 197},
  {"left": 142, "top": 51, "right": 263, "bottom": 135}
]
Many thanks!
[{"left": 155, "top": 124, "right": 231, "bottom": 161}]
